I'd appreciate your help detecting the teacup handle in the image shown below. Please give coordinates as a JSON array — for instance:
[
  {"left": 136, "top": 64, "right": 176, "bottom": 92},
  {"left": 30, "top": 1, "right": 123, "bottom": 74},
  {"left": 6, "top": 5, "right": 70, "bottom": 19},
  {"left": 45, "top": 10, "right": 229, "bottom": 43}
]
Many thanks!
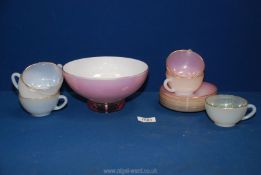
[
  {"left": 11, "top": 72, "right": 21, "bottom": 90},
  {"left": 54, "top": 95, "right": 68, "bottom": 111},
  {"left": 163, "top": 78, "right": 175, "bottom": 92},
  {"left": 242, "top": 104, "right": 256, "bottom": 120}
]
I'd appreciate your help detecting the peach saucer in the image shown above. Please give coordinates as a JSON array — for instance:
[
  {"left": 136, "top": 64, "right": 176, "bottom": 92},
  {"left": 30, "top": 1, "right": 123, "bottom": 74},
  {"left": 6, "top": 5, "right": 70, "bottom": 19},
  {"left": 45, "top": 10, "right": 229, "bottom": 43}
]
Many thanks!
[{"left": 160, "top": 82, "right": 217, "bottom": 112}]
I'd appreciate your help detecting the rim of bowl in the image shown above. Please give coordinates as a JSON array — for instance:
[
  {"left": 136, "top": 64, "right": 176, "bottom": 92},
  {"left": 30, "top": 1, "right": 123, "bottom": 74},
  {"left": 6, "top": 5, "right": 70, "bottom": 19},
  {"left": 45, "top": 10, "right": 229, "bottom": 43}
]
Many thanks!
[
  {"left": 63, "top": 56, "right": 149, "bottom": 80},
  {"left": 205, "top": 94, "right": 248, "bottom": 109},
  {"left": 166, "top": 70, "right": 204, "bottom": 79},
  {"left": 167, "top": 49, "right": 205, "bottom": 78},
  {"left": 21, "top": 62, "right": 63, "bottom": 90},
  {"left": 19, "top": 91, "right": 60, "bottom": 100}
]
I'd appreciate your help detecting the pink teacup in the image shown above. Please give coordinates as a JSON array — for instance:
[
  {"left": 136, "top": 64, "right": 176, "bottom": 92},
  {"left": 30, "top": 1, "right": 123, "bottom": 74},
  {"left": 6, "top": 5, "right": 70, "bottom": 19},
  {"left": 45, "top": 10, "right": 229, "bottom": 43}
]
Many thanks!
[{"left": 166, "top": 49, "right": 205, "bottom": 78}]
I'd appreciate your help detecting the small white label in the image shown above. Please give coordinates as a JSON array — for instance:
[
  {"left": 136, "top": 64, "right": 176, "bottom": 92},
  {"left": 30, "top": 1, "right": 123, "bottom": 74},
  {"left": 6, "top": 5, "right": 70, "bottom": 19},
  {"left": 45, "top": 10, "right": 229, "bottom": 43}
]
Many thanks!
[{"left": 137, "top": 116, "right": 156, "bottom": 123}]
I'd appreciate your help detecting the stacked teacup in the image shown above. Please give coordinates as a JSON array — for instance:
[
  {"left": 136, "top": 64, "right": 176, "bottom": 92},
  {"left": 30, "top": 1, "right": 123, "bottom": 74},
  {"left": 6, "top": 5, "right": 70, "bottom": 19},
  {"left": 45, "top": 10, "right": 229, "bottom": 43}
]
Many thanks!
[
  {"left": 160, "top": 49, "right": 215, "bottom": 112},
  {"left": 164, "top": 49, "right": 205, "bottom": 96},
  {"left": 11, "top": 62, "right": 68, "bottom": 117}
]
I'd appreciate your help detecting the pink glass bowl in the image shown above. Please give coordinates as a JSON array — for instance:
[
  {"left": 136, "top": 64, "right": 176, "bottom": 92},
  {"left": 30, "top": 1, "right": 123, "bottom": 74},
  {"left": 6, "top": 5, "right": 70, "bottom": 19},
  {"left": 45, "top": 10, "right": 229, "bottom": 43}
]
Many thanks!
[
  {"left": 63, "top": 56, "right": 148, "bottom": 112},
  {"left": 166, "top": 49, "right": 205, "bottom": 78}
]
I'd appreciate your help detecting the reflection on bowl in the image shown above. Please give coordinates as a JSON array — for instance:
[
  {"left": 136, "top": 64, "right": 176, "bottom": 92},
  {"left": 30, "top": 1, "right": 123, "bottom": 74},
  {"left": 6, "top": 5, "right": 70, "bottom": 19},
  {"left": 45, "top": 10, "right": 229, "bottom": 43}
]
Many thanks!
[{"left": 63, "top": 56, "right": 148, "bottom": 112}]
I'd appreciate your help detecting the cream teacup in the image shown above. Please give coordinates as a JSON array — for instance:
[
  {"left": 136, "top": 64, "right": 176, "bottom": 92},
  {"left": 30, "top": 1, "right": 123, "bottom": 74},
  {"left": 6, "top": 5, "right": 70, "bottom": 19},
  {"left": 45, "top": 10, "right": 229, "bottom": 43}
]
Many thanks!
[
  {"left": 12, "top": 72, "right": 49, "bottom": 98},
  {"left": 205, "top": 95, "right": 256, "bottom": 127},
  {"left": 19, "top": 93, "right": 68, "bottom": 117},
  {"left": 163, "top": 72, "right": 204, "bottom": 96},
  {"left": 11, "top": 62, "right": 63, "bottom": 97},
  {"left": 11, "top": 63, "right": 63, "bottom": 98}
]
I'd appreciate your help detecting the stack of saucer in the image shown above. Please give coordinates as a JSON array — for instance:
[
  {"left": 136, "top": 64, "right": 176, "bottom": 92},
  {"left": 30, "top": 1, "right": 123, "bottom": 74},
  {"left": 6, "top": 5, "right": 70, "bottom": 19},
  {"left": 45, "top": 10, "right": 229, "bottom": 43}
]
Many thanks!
[
  {"left": 160, "top": 49, "right": 217, "bottom": 112},
  {"left": 11, "top": 62, "right": 68, "bottom": 117}
]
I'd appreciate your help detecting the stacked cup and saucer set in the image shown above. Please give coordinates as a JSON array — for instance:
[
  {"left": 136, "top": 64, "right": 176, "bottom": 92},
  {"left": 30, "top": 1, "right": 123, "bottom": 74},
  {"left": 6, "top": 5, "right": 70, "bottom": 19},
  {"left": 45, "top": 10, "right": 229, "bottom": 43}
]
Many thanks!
[
  {"left": 11, "top": 49, "right": 256, "bottom": 127},
  {"left": 160, "top": 49, "right": 217, "bottom": 112}
]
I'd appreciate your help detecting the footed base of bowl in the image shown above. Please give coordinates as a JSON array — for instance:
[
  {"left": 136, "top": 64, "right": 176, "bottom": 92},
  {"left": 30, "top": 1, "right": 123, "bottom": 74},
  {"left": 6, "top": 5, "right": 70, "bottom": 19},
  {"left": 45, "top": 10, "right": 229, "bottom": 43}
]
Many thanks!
[{"left": 87, "top": 100, "right": 125, "bottom": 113}]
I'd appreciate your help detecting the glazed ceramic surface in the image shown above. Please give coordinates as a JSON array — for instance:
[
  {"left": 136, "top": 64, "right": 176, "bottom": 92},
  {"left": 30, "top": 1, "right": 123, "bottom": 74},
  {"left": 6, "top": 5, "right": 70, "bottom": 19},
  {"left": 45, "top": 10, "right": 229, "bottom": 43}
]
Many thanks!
[
  {"left": 205, "top": 95, "right": 256, "bottom": 127},
  {"left": 19, "top": 93, "right": 68, "bottom": 117},
  {"left": 12, "top": 73, "right": 51, "bottom": 98},
  {"left": 63, "top": 56, "right": 148, "bottom": 103},
  {"left": 164, "top": 71, "right": 204, "bottom": 96},
  {"left": 166, "top": 49, "right": 205, "bottom": 78},
  {"left": 21, "top": 62, "right": 63, "bottom": 95},
  {"left": 160, "top": 82, "right": 217, "bottom": 112}
]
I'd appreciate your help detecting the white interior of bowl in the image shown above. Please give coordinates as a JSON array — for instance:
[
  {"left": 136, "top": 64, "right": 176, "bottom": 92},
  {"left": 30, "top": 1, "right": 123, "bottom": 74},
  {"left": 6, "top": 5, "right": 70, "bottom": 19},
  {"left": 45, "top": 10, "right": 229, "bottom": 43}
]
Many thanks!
[
  {"left": 206, "top": 95, "right": 248, "bottom": 108},
  {"left": 23, "top": 62, "right": 62, "bottom": 89},
  {"left": 63, "top": 56, "right": 148, "bottom": 79}
]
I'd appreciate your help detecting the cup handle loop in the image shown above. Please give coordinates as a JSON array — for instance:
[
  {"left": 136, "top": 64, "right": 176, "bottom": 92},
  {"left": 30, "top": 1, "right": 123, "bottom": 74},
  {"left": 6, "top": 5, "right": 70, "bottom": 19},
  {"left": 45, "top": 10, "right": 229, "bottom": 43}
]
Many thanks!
[
  {"left": 11, "top": 73, "right": 21, "bottom": 90},
  {"left": 54, "top": 95, "right": 68, "bottom": 111},
  {"left": 242, "top": 104, "right": 256, "bottom": 120},
  {"left": 163, "top": 78, "right": 175, "bottom": 92}
]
